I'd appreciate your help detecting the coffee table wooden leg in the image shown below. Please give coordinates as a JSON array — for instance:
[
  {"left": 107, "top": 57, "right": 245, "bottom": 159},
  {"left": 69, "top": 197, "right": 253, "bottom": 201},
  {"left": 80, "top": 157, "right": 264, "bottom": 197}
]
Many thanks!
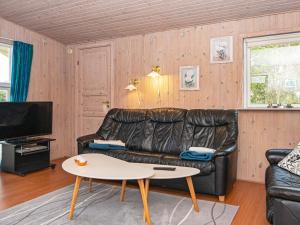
[
  {"left": 143, "top": 179, "right": 150, "bottom": 222},
  {"left": 69, "top": 176, "right": 82, "bottom": 220},
  {"left": 120, "top": 180, "right": 127, "bottom": 201},
  {"left": 186, "top": 176, "right": 200, "bottom": 212},
  {"left": 88, "top": 178, "right": 93, "bottom": 192},
  {"left": 138, "top": 179, "right": 151, "bottom": 225}
]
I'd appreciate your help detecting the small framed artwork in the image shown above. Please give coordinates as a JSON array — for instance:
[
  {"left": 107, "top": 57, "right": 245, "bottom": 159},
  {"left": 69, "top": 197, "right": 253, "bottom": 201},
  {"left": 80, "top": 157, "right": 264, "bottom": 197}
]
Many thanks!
[
  {"left": 210, "top": 36, "right": 233, "bottom": 63},
  {"left": 179, "top": 66, "right": 200, "bottom": 90}
]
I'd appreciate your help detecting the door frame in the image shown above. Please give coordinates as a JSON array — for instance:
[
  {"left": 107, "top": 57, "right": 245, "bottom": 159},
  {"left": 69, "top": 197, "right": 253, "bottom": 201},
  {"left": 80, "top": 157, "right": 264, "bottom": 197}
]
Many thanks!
[{"left": 73, "top": 41, "right": 114, "bottom": 155}]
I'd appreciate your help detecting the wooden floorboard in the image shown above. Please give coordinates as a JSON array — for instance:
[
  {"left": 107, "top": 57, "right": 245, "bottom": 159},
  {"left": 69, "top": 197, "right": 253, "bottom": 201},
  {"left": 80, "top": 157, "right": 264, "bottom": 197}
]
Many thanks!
[{"left": 0, "top": 158, "right": 270, "bottom": 225}]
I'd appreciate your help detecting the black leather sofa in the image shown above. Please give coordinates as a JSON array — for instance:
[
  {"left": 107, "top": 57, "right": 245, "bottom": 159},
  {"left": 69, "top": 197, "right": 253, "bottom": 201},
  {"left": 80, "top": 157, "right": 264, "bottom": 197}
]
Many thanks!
[
  {"left": 77, "top": 108, "right": 238, "bottom": 201},
  {"left": 266, "top": 149, "right": 300, "bottom": 225}
]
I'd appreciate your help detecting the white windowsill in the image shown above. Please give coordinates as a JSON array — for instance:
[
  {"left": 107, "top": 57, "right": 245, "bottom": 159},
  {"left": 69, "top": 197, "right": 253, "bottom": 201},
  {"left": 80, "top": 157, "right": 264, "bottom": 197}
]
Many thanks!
[{"left": 238, "top": 108, "right": 300, "bottom": 111}]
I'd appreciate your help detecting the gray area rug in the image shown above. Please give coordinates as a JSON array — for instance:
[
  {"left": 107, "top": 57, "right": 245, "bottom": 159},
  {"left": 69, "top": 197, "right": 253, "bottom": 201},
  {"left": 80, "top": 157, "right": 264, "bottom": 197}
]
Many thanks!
[{"left": 0, "top": 182, "right": 238, "bottom": 225}]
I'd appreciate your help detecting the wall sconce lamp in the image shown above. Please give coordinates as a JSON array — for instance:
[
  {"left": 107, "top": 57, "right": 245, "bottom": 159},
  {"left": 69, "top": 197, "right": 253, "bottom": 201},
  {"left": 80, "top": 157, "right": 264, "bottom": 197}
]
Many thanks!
[
  {"left": 147, "top": 65, "right": 161, "bottom": 78},
  {"left": 125, "top": 78, "right": 141, "bottom": 106},
  {"left": 147, "top": 65, "right": 161, "bottom": 104},
  {"left": 125, "top": 79, "right": 139, "bottom": 91}
]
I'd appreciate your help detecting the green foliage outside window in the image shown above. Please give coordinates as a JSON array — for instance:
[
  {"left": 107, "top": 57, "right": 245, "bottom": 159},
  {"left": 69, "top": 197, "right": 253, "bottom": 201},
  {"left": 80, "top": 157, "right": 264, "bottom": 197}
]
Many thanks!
[
  {"left": 0, "top": 90, "right": 7, "bottom": 102},
  {"left": 250, "top": 83, "right": 267, "bottom": 104},
  {"left": 249, "top": 41, "right": 300, "bottom": 105}
]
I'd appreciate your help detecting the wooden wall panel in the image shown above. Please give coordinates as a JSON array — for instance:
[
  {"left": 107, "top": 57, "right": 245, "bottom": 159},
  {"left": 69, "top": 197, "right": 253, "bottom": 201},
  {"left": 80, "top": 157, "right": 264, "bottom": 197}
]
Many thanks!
[
  {"left": 238, "top": 111, "right": 300, "bottom": 182},
  {"left": 110, "top": 11, "right": 300, "bottom": 183},
  {"left": 113, "top": 24, "right": 245, "bottom": 109},
  {"left": 0, "top": 17, "right": 72, "bottom": 159}
]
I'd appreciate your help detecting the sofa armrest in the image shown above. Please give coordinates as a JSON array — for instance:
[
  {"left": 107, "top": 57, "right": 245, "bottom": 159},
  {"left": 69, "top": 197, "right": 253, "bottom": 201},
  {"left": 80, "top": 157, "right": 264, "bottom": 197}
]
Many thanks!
[
  {"left": 214, "top": 146, "right": 238, "bottom": 195},
  {"left": 215, "top": 144, "right": 237, "bottom": 157},
  {"left": 266, "top": 149, "right": 292, "bottom": 165},
  {"left": 269, "top": 186, "right": 300, "bottom": 202},
  {"left": 273, "top": 198, "right": 300, "bottom": 225},
  {"left": 77, "top": 133, "right": 100, "bottom": 143},
  {"left": 77, "top": 133, "right": 101, "bottom": 154}
]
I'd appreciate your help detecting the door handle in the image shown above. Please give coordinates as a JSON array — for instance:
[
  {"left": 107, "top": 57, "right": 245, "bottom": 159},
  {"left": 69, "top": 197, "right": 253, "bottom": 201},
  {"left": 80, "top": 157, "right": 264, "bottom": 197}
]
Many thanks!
[{"left": 102, "top": 101, "right": 110, "bottom": 108}]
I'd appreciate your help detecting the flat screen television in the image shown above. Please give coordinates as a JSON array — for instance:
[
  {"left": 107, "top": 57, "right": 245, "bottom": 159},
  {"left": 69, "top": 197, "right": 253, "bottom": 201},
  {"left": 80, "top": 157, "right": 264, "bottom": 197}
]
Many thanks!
[{"left": 0, "top": 102, "right": 53, "bottom": 141}]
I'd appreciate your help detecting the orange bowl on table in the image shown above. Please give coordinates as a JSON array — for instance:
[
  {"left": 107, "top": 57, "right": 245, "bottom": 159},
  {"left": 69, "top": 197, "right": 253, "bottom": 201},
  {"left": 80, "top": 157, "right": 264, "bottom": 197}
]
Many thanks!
[{"left": 74, "top": 159, "right": 87, "bottom": 166}]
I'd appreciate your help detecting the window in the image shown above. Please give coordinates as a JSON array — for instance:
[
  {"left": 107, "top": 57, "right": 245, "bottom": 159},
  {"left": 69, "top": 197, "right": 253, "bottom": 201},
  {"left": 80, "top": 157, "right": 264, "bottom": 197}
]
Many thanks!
[
  {"left": 244, "top": 33, "right": 300, "bottom": 108},
  {"left": 0, "top": 42, "right": 12, "bottom": 102}
]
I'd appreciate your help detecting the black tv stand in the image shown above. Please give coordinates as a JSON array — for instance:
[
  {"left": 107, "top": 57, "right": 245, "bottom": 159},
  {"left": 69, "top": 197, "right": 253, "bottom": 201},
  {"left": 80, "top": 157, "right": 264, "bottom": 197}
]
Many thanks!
[{"left": 0, "top": 137, "right": 56, "bottom": 176}]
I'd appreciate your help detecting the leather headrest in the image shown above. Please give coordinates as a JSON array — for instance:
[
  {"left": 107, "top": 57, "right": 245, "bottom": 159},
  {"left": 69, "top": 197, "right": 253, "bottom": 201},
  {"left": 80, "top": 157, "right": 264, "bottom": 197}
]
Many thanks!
[
  {"left": 147, "top": 108, "right": 187, "bottom": 123},
  {"left": 186, "top": 109, "right": 237, "bottom": 127},
  {"left": 107, "top": 108, "right": 147, "bottom": 123}
]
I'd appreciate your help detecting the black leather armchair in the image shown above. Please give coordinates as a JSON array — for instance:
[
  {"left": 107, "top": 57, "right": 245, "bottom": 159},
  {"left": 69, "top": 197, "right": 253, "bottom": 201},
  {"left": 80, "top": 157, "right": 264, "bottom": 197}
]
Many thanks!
[
  {"left": 77, "top": 108, "right": 238, "bottom": 201},
  {"left": 265, "top": 148, "right": 300, "bottom": 225}
]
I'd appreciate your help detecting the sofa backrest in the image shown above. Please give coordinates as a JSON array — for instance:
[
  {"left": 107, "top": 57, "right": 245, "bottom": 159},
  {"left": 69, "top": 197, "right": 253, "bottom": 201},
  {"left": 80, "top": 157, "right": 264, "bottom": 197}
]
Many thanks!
[
  {"left": 96, "top": 108, "right": 148, "bottom": 147},
  {"left": 141, "top": 108, "right": 187, "bottom": 155},
  {"left": 96, "top": 108, "right": 238, "bottom": 155},
  {"left": 181, "top": 109, "right": 238, "bottom": 150}
]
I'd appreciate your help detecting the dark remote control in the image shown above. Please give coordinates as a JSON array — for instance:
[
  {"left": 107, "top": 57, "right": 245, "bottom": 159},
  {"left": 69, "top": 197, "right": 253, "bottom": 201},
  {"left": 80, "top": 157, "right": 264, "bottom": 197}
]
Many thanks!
[{"left": 153, "top": 166, "right": 176, "bottom": 171}]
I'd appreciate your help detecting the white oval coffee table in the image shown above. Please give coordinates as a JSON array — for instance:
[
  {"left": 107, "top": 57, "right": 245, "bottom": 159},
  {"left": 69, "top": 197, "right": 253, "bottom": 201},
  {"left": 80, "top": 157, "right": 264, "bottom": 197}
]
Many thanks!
[
  {"left": 62, "top": 154, "right": 154, "bottom": 225},
  {"left": 120, "top": 163, "right": 200, "bottom": 221}
]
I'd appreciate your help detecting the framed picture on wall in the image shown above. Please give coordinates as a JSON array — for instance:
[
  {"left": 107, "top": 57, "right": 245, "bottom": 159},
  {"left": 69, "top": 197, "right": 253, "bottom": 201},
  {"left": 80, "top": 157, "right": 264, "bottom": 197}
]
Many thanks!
[
  {"left": 210, "top": 36, "right": 233, "bottom": 63},
  {"left": 179, "top": 66, "right": 200, "bottom": 90}
]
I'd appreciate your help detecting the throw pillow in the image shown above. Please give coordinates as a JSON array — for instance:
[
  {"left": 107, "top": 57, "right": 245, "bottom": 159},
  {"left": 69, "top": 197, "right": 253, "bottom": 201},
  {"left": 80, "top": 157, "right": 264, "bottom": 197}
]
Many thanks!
[{"left": 278, "top": 146, "right": 300, "bottom": 176}]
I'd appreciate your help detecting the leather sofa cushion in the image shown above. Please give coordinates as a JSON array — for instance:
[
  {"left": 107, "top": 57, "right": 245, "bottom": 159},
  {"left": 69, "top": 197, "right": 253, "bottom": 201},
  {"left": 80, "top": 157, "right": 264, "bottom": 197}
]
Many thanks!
[
  {"left": 142, "top": 108, "right": 187, "bottom": 155},
  {"left": 82, "top": 148, "right": 164, "bottom": 164},
  {"left": 160, "top": 154, "right": 215, "bottom": 175},
  {"left": 96, "top": 108, "right": 148, "bottom": 149},
  {"left": 81, "top": 148, "right": 214, "bottom": 175},
  {"left": 182, "top": 110, "right": 238, "bottom": 151}
]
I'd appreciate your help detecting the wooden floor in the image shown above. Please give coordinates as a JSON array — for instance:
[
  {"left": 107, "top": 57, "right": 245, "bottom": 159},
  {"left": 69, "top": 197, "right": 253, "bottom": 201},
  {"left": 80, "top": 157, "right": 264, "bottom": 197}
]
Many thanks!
[{"left": 0, "top": 158, "right": 270, "bottom": 225}]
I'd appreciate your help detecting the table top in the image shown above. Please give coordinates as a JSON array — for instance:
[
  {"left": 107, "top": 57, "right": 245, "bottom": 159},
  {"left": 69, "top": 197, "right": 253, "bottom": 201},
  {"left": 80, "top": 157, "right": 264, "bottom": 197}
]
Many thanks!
[
  {"left": 133, "top": 163, "right": 200, "bottom": 179},
  {"left": 62, "top": 154, "right": 200, "bottom": 181},
  {"left": 62, "top": 154, "right": 154, "bottom": 180}
]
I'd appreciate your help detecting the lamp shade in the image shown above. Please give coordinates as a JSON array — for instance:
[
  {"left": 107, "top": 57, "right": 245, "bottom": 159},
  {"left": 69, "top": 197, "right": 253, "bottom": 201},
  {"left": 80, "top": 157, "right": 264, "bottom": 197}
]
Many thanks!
[
  {"left": 147, "top": 71, "right": 160, "bottom": 78},
  {"left": 125, "top": 84, "right": 137, "bottom": 91},
  {"left": 147, "top": 65, "right": 161, "bottom": 78}
]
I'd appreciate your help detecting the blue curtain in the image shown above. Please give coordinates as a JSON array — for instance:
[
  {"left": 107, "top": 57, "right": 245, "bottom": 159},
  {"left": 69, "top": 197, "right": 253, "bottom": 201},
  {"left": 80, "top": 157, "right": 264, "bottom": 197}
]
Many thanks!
[{"left": 10, "top": 41, "right": 33, "bottom": 102}]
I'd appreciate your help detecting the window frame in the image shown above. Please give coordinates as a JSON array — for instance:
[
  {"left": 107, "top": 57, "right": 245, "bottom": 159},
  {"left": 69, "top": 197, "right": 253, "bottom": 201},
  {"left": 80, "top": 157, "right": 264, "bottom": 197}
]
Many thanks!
[
  {"left": 244, "top": 32, "right": 300, "bottom": 109},
  {"left": 0, "top": 42, "right": 12, "bottom": 102}
]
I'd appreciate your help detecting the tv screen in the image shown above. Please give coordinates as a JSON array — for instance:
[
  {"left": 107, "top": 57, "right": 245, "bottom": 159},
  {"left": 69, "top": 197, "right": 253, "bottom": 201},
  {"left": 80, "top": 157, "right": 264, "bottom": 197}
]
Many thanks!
[{"left": 0, "top": 102, "right": 52, "bottom": 140}]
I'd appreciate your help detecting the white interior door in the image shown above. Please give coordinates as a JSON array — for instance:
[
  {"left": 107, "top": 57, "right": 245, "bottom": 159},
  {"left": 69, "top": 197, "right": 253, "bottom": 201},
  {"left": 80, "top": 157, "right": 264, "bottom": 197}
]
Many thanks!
[{"left": 77, "top": 44, "right": 112, "bottom": 136}]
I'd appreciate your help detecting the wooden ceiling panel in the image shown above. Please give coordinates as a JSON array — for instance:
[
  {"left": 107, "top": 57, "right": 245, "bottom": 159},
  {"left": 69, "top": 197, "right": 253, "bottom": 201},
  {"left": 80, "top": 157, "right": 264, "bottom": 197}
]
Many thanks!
[{"left": 0, "top": 0, "right": 300, "bottom": 44}]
